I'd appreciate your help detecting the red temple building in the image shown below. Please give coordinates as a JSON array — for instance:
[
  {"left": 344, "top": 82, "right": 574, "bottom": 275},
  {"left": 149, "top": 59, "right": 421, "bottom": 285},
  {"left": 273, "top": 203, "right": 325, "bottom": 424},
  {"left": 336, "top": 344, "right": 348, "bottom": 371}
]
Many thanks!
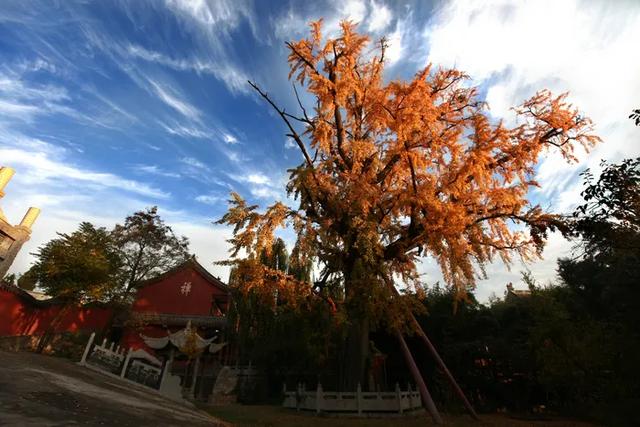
[
  {"left": 118, "top": 258, "right": 233, "bottom": 401},
  {"left": 1, "top": 257, "right": 234, "bottom": 401},
  {"left": 120, "top": 257, "right": 230, "bottom": 351}
]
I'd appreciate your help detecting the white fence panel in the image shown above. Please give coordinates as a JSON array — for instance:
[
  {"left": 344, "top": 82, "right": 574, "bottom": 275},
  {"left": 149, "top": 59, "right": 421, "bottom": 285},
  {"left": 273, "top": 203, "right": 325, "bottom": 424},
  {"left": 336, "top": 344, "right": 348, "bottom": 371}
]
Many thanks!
[{"left": 283, "top": 382, "right": 422, "bottom": 415}]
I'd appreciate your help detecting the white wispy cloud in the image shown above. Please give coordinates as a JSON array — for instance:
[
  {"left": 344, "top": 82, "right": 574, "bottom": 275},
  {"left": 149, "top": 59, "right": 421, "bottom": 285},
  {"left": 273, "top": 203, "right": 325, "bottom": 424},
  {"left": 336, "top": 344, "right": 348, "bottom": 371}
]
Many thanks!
[
  {"left": 249, "top": 186, "right": 282, "bottom": 200},
  {"left": 367, "top": 0, "right": 392, "bottom": 32},
  {"left": 222, "top": 132, "right": 238, "bottom": 144},
  {"left": 226, "top": 171, "right": 286, "bottom": 200},
  {"left": 164, "top": 0, "right": 256, "bottom": 31},
  {"left": 0, "top": 100, "right": 40, "bottom": 118},
  {"left": 195, "top": 194, "right": 225, "bottom": 205},
  {"left": 132, "top": 164, "right": 181, "bottom": 178},
  {"left": 81, "top": 85, "right": 139, "bottom": 124},
  {"left": 228, "top": 172, "right": 271, "bottom": 185},
  {"left": 246, "top": 173, "right": 270, "bottom": 185},
  {"left": 147, "top": 79, "right": 201, "bottom": 121},
  {"left": 159, "top": 122, "right": 212, "bottom": 139},
  {"left": 180, "top": 156, "right": 209, "bottom": 169},
  {"left": 0, "top": 74, "right": 69, "bottom": 102},
  {"left": 384, "top": 19, "right": 407, "bottom": 67},
  {"left": 126, "top": 44, "right": 250, "bottom": 95},
  {"left": 425, "top": 0, "right": 640, "bottom": 208},
  {"left": 0, "top": 72, "right": 71, "bottom": 121},
  {"left": 271, "top": 0, "right": 406, "bottom": 65},
  {"left": 0, "top": 146, "right": 169, "bottom": 199},
  {"left": 160, "top": 0, "right": 256, "bottom": 94},
  {"left": 0, "top": 67, "right": 140, "bottom": 130},
  {"left": 176, "top": 155, "right": 233, "bottom": 187}
]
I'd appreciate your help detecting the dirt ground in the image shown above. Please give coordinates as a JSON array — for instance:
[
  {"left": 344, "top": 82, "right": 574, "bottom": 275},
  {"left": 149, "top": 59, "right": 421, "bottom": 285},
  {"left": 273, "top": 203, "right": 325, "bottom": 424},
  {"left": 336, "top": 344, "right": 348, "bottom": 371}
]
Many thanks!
[
  {"left": 0, "top": 350, "right": 224, "bottom": 426},
  {"left": 0, "top": 350, "right": 599, "bottom": 427},
  {"left": 202, "top": 404, "right": 599, "bottom": 427}
]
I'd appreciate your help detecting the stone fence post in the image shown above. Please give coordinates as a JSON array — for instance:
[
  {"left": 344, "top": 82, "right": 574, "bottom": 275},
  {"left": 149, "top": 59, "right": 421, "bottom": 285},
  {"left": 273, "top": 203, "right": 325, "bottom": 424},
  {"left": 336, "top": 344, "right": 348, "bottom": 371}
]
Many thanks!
[
  {"left": 396, "top": 382, "right": 402, "bottom": 414},
  {"left": 316, "top": 383, "right": 323, "bottom": 414},
  {"left": 120, "top": 348, "right": 132, "bottom": 378},
  {"left": 356, "top": 383, "right": 362, "bottom": 415},
  {"left": 79, "top": 332, "right": 95, "bottom": 365}
]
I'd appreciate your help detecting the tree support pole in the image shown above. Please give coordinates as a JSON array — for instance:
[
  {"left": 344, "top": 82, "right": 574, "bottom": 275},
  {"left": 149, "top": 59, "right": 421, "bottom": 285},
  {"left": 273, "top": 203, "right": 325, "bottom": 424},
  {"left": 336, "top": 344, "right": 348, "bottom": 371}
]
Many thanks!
[
  {"left": 396, "top": 331, "right": 443, "bottom": 425},
  {"left": 385, "top": 281, "right": 478, "bottom": 420},
  {"left": 411, "top": 317, "right": 480, "bottom": 420}
]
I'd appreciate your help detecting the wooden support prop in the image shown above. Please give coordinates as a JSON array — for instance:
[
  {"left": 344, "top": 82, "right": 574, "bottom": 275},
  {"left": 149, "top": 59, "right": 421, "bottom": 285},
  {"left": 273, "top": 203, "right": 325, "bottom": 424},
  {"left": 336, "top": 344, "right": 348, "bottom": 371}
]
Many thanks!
[
  {"left": 386, "top": 280, "right": 479, "bottom": 420},
  {"left": 411, "top": 317, "right": 479, "bottom": 420},
  {"left": 396, "top": 331, "right": 442, "bottom": 424}
]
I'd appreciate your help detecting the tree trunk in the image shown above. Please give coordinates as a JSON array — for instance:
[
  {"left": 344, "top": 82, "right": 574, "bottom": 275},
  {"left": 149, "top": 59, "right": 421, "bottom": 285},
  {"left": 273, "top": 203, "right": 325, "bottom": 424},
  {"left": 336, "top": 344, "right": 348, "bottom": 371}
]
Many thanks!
[
  {"left": 342, "top": 255, "right": 371, "bottom": 391},
  {"left": 343, "top": 313, "right": 369, "bottom": 390}
]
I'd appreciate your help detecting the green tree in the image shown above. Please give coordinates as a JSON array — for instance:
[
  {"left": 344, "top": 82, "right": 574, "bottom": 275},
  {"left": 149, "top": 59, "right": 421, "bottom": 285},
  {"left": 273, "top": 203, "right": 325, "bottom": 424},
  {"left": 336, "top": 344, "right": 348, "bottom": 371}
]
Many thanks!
[
  {"left": 17, "top": 270, "right": 37, "bottom": 291},
  {"left": 27, "top": 222, "right": 121, "bottom": 302},
  {"left": 25, "top": 222, "right": 121, "bottom": 353},
  {"left": 111, "top": 206, "right": 190, "bottom": 298},
  {"left": 2, "top": 273, "right": 17, "bottom": 286},
  {"left": 562, "top": 157, "right": 640, "bottom": 323}
]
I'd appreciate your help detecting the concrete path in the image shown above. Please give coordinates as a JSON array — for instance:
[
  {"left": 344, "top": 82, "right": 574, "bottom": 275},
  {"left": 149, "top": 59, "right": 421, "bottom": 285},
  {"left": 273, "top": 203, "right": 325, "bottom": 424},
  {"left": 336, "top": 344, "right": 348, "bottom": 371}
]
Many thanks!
[{"left": 0, "top": 350, "right": 225, "bottom": 426}]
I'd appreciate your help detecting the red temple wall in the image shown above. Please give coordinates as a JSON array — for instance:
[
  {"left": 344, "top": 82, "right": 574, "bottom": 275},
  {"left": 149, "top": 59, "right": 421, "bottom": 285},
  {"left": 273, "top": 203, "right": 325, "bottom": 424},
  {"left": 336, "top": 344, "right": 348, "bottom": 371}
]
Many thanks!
[
  {"left": 132, "top": 266, "right": 228, "bottom": 316},
  {"left": 1, "top": 263, "right": 228, "bottom": 344},
  {"left": 0, "top": 289, "right": 36, "bottom": 336},
  {"left": 0, "top": 287, "right": 112, "bottom": 337}
]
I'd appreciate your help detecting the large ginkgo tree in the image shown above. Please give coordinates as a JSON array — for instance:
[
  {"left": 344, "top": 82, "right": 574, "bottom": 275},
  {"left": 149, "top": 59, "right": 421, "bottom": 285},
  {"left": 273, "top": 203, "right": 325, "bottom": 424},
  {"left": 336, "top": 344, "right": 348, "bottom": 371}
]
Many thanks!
[{"left": 217, "top": 20, "right": 600, "bottom": 420}]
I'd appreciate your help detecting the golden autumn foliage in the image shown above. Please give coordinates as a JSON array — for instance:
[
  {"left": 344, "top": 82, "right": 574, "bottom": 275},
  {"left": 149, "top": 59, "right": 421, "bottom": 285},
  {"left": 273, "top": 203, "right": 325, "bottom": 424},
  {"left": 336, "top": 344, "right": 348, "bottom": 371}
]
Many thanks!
[{"left": 217, "top": 21, "right": 600, "bottom": 332}]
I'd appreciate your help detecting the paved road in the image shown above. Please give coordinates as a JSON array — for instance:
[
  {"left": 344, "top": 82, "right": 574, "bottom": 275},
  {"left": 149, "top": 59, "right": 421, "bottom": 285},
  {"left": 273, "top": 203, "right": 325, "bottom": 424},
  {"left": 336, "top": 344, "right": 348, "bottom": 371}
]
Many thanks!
[{"left": 0, "top": 350, "right": 224, "bottom": 426}]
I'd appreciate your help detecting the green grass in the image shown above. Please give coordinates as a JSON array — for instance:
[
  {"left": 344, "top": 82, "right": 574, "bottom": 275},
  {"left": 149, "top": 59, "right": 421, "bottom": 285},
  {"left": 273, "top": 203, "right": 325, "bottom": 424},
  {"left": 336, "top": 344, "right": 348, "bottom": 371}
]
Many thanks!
[{"left": 201, "top": 404, "right": 598, "bottom": 427}]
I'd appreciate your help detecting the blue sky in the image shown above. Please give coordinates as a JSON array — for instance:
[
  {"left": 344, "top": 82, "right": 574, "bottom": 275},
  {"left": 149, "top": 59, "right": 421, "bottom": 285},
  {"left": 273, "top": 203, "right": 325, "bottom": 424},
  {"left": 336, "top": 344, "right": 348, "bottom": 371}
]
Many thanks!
[{"left": 1, "top": 0, "right": 639, "bottom": 300}]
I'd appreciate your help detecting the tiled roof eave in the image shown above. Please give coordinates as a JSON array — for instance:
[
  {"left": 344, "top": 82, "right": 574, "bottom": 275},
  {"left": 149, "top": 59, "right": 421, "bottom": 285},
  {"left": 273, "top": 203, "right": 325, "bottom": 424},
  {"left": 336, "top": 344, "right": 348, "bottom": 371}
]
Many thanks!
[{"left": 130, "top": 312, "right": 227, "bottom": 328}]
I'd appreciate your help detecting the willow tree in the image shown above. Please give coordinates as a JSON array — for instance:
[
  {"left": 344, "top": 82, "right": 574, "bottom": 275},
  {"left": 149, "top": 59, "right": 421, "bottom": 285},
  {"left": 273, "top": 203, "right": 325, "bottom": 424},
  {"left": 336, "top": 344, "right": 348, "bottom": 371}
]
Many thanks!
[{"left": 218, "top": 21, "right": 599, "bottom": 399}]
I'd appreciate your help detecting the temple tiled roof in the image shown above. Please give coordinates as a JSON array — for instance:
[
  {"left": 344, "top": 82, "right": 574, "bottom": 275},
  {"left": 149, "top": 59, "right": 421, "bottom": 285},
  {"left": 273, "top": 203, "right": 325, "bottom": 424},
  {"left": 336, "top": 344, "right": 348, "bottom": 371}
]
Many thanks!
[{"left": 130, "top": 312, "right": 227, "bottom": 328}]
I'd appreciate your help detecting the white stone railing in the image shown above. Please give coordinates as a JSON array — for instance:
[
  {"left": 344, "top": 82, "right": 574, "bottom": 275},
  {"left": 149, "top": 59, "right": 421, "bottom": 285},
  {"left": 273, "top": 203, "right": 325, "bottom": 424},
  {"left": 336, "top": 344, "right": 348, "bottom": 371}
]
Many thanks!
[
  {"left": 81, "top": 333, "right": 127, "bottom": 375},
  {"left": 79, "top": 332, "right": 162, "bottom": 388},
  {"left": 283, "top": 383, "right": 422, "bottom": 415}
]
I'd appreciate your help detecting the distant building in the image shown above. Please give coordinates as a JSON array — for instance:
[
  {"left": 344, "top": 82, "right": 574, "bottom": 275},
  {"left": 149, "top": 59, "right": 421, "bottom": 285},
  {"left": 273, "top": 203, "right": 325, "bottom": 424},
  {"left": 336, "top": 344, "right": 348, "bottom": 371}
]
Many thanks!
[{"left": 505, "top": 282, "right": 532, "bottom": 300}]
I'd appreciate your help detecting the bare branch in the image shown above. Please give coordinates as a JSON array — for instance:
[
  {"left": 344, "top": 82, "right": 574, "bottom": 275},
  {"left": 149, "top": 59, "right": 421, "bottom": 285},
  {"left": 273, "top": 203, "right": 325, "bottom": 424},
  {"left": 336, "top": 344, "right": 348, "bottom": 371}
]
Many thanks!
[
  {"left": 248, "top": 80, "right": 315, "bottom": 170},
  {"left": 292, "top": 83, "right": 314, "bottom": 128}
]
